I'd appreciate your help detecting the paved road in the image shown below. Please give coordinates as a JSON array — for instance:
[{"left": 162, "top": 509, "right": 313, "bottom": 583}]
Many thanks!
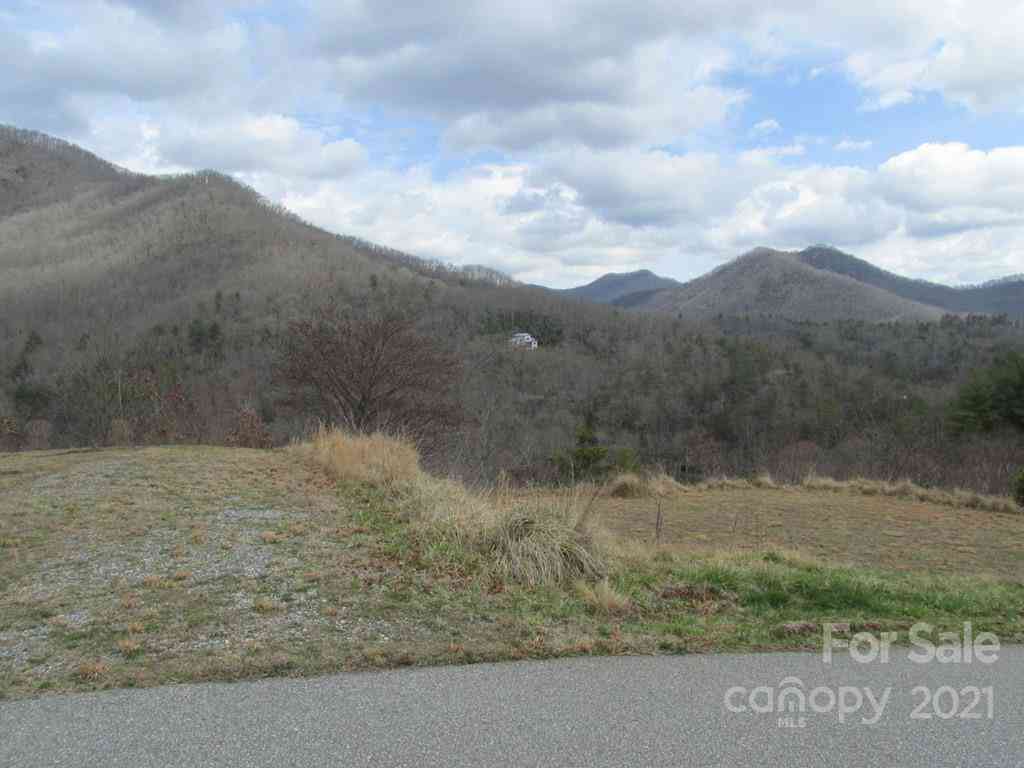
[{"left": 2, "top": 648, "right": 1021, "bottom": 767}]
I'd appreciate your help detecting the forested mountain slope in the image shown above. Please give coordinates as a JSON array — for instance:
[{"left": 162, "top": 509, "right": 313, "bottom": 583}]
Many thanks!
[
  {"left": 562, "top": 269, "right": 681, "bottom": 304},
  {"left": 624, "top": 248, "right": 945, "bottom": 322},
  {"left": 4, "top": 126, "right": 1024, "bottom": 500},
  {"left": 0, "top": 127, "right": 522, "bottom": 377},
  {"left": 798, "top": 245, "right": 1024, "bottom": 315}
]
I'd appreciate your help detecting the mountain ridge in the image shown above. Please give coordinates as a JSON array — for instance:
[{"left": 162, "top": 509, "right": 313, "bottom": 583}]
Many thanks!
[
  {"left": 560, "top": 269, "right": 682, "bottom": 304},
  {"left": 573, "top": 246, "right": 1023, "bottom": 320},
  {"left": 4, "top": 125, "right": 1022, "bottom": 339}
]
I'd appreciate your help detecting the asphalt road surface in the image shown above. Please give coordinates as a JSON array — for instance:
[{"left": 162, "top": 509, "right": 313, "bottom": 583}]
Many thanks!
[{"left": 2, "top": 648, "right": 1021, "bottom": 767}]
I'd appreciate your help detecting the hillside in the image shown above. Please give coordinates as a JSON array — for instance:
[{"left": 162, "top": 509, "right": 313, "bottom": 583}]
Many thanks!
[
  {"left": 0, "top": 127, "right": 531, "bottom": 378},
  {"left": 5, "top": 126, "right": 1024, "bottom": 499},
  {"left": 1, "top": 439, "right": 1021, "bottom": 698},
  {"left": 562, "top": 269, "right": 681, "bottom": 304},
  {"left": 0, "top": 126, "right": 133, "bottom": 218},
  {"left": 627, "top": 248, "right": 946, "bottom": 322},
  {"left": 798, "top": 245, "right": 1024, "bottom": 315}
]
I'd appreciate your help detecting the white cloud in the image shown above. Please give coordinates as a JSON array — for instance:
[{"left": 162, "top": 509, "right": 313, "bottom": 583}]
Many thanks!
[
  {"left": 751, "top": 119, "right": 781, "bottom": 136},
  {"left": 877, "top": 143, "right": 1024, "bottom": 214},
  {"left": 835, "top": 139, "right": 873, "bottom": 152},
  {"left": 154, "top": 115, "right": 368, "bottom": 179},
  {"left": 4, "top": 1, "right": 1024, "bottom": 287}
]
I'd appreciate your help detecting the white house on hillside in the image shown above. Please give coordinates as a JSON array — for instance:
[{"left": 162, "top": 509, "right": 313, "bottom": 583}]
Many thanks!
[{"left": 509, "top": 332, "right": 538, "bottom": 349}]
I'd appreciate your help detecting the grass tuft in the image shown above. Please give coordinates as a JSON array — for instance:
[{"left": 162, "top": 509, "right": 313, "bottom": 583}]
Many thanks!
[
  {"left": 294, "top": 425, "right": 420, "bottom": 486},
  {"left": 606, "top": 472, "right": 685, "bottom": 498},
  {"left": 75, "top": 661, "right": 109, "bottom": 682},
  {"left": 575, "top": 578, "right": 633, "bottom": 614},
  {"left": 253, "top": 598, "right": 281, "bottom": 614},
  {"left": 301, "top": 428, "right": 610, "bottom": 586},
  {"left": 117, "top": 638, "right": 143, "bottom": 658}
]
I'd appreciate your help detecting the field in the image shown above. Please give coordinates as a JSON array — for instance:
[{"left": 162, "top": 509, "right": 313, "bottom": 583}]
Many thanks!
[
  {"left": 580, "top": 488, "right": 1024, "bottom": 579},
  {"left": 1, "top": 444, "right": 1022, "bottom": 699}
]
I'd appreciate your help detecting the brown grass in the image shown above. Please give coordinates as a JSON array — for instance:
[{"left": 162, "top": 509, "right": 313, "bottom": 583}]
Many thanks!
[
  {"left": 298, "top": 428, "right": 609, "bottom": 586},
  {"left": 1, "top": 443, "right": 1022, "bottom": 701},
  {"left": 253, "top": 598, "right": 280, "bottom": 614},
  {"left": 606, "top": 472, "right": 685, "bottom": 498},
  {"left": 801, "top": 474, "right": 1019, "bottom": 514},
  {"left": 294, "top": 425, "right": 420, "bottom": 486},
  {"left": 117, "top": 638, "right": 143, "bottom": 658},
  {"left": 75, "top": 661, "right": 109, "bottom": 682},
  {"left": 586, "top": 484, "right": 1024, "bottom": 579},
  {"left": 574, "top": 578, "right": 633, "bottom": 615}
]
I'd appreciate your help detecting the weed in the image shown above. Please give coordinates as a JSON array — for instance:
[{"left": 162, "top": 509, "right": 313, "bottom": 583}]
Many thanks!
[
  {"left": 75, "top": 661, "right": 109, "bottom": 682},
  {"left": 575, "top": 578, "right": 632, "bottom": 614},
  {"left": 253, "top": 598, "right": 280, "bottom": 614},
  {"left": 117, "top": 638, "right": 143, "bottom": 658}
]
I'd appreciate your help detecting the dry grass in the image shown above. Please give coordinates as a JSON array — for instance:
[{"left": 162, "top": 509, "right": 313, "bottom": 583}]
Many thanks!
[
  {"left": 294, "top": 425, "right": 420, "bottom": 487},
  {"left": 481, "top": 498, "right": 607, "bottom": 587},
  {"left": 117, "top": 638, "right": 143, "bottom": 658},
  {"left": 2, "top": 442, "right": 1022, "bottom": 701},
  {"left": 574, "top": 578, "right": 632, "bottom": 615},
  {"left": 75, "top": 661, "right": 109, "bottom": 682},
  {"left": 253, "top": 598, "right": 280, "bottom": 614},
  {"left": 605, "top": 472, "right": 685, "bottom": 498},
  {"left": 801, "top": 474, "right": 1020, "bottom": 514},
  {"left": 628, "top": 469, "right": 1020, "bottom": 515},
  {"left": 300, "top": 428, "right": 611, "bottom": 587},
  {"left": 586, "top": 483, "right": 1024, "bottom": 579}
]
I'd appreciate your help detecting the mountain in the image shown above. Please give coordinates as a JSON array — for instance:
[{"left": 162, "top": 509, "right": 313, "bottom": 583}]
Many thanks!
[
  {"left": 797, "top": 245, "right": 1024, "bottom": 315},
  {"left": 0, "top": 126, "right": 530, "bottom": 375},
  {"left": 623, "top": 248, "right": 945, "bottom": 322},
  {"left": 562, "top": 269, "right": 681, "bottom": 304}
]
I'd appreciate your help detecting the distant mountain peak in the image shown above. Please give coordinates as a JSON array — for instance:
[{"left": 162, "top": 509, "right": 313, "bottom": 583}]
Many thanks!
[{"left": 562, "top": 268, "right": 681, "bottom": 304}]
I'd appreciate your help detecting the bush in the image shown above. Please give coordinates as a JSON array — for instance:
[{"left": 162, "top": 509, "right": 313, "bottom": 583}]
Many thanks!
[
  {"left": 554, "top": 418, "right": 608, "bottom": 480},
  {"left": 24, "top": 419, "right": 52, "bottom": 451},
  {"left": 108, "top": 418, "right": 133, "bottom": 446},
  {"left": 225, "top": 406, "right": 272, "bottom": 449},
  {"left": 1014, "top": 469, "right": 1024, "bottom": 508}
]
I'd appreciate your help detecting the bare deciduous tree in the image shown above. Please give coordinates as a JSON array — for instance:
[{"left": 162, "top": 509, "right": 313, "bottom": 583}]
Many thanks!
[{"left": 277, "top": 301, "right": 462, "bottom": 441}]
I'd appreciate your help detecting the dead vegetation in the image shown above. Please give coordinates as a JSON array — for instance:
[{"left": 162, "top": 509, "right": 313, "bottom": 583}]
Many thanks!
[
  {"left": 2, "top": 438, "right": 1022, "bottom": 701},
  {"left": 599, "top": 469, "right": 1020, "bottom": 515},
  {"left": 299, "top": 428, "right": 608, "bottom": 586}
]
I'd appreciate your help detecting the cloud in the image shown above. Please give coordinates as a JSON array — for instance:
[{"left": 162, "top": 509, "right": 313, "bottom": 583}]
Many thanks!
[
  {"left": 877, "top": 143, "right": 1024, "bottom": 213},
  {"left": 153, "top": 115, "right": 368, "bottom": 179},
  {"left": 834, "top": 139, "right": 873, "bottom": 152},
  {"left": 3, "top": 1, "right": 1024, "bottom": 288},
  {"left": 751, "top": 119, "right": 781, "bottom": 136}
]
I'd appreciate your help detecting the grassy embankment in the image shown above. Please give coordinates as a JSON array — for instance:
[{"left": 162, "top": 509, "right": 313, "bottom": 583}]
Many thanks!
[{"left": 1, "top": 431, "right": 1022, "bottom": 699}]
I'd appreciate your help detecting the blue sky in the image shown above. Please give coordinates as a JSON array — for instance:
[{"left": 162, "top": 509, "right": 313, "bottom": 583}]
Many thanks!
[{"left": 3, "top": 1, "right": 1023, "bottom": 287}]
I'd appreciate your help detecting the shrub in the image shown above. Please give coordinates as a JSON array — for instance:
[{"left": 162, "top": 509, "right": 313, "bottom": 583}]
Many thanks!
[
  {"left": 611, "top": 447, "right": 640, "bottom": 474},
  {"left": 24, "top": 419, "right": 52, "bottom": 451},
  {"left": 108, "top": 418, "right": 133, "bottom": 446},
  {"left": 226, "top": 405, "right": 272, "bottom": 449},
  {"left": 1014, "top": 469, "right": 1024, "bottom": 508},
  {"left": 553, "top": 418, "right": 609, "bottom": 480}
]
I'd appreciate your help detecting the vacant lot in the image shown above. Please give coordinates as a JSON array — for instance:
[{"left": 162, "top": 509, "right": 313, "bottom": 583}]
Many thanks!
[
  {"left": 2, "top": 446, "right": 1022, "bottom": 699},
  {"left": 566, "top": 488, "right": 1024, "bottom": 580}
]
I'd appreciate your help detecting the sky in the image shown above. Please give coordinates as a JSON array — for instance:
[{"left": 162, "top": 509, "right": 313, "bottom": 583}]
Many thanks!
[{"left": 3, "top": 1, "right": 1023, "bottom": 288}]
